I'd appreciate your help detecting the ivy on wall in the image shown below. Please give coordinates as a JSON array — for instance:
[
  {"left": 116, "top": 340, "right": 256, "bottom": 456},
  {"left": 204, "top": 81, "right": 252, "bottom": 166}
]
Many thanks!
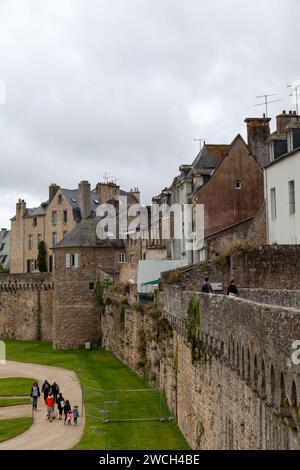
[{"left": 186, "top": 297, "right": 209, "bottom": 364}]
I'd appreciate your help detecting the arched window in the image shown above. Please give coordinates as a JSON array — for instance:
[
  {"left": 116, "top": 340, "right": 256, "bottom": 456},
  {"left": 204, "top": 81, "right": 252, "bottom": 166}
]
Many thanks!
[
  {"left": 261, "top": 360, "right": 266, "bottom": 399},
  {"left": 236, "top": 343, "right": 240, "bottom": 371},
  {"left": 254, "top": 355, "right": 258, "bottom": 390},
  {"left": 291, "top": 380, "right": 298, "bottom": 410},
  {"left": 247, "top": 349, "right": 251, "bottom": 383},
  {"left": 232, "top": 340, "right": 235, "bottom": 366},
  {"left": 241, "top": 347, "right": 245, "bottom": 379},
  {"left": 270, "top": 364, "right": 275, "bottom": 403}
]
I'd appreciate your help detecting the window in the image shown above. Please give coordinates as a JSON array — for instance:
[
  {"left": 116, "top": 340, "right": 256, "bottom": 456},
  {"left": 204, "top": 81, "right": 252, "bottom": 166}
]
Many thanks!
[
  {"left": 33, "top": 217, "right": 37, "bottom": 227},
  {"left": 89, "top": 282, "right": 95, "bottom": 290},
  {"left": 289, "top": 180, "right": 295, "bottom": 215},
  {"left": 28, "top": 234, "right": 33, "bottom": 250},
  {"left": 63, "top": 230, "right": 68, "bottom": 238},
  {"left": 269, "top": 142, "right": 275, "bottom": 162},
  {"left": 129, "top": 253, "right": 135, "bottom": 262},
  {"left": 27, "top": 259, "right": 35, "bottom": 273},
  {"left": 52, "top": 211, "right": 57, "bottom": 225},
  {"left": 66, "top": 253, "right": 80, "bottom": 269},
  {"left": 270, "top": 188, "right": 277, "bottom": 221},
  {"left": 0, "top": 243, "right": 4, "bottom": 251},
  {"left": 37, "top": 233, "right": 42, "bottom": 244},
  {"left": 235, "top": 180, "right": 241, "bottom": 190},
  {"left": 63, "top": 210, "right": 68, "bottom": 224},
  {"left": 57, "top": 194, "right": 62, "bottom": 204},
  {"left": 52, "top": 232, "right": 57, "bottom": 247},
  {"left": 287, "top": 132, "right": 293, "bottom": 152},
  {"left": 118, "top": 253, "right": 126, "bottom": 263}
]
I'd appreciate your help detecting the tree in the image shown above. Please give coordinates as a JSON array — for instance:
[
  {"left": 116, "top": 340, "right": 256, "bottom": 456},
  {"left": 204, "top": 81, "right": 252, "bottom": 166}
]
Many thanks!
[{"left": 37, "top": 240, "right": 47, "bottom": 272}]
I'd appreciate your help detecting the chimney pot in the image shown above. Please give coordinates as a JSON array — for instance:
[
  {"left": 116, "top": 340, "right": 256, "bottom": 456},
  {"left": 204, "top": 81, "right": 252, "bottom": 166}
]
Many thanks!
[{"left": 283, "top": 110, "right": 286, "bottom": 114}]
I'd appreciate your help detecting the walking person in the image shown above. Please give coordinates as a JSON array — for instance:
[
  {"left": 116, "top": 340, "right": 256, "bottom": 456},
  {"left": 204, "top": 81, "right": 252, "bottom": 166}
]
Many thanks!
[
  {"left": 56, "top": 392, "right": 65, "bottom": 420},
  {"left": 41, "top": 379, "right": 50, "bottom": 404},
  {"left": 66, "top": 409, "right": 73, "bottom": 426},
  {"left": 72, "top": 405, "right": 79, "bottom": 425},
  {"left": 30, "top": 382, "right": 40, "bottom": 411},
  {"left": 51, "top": 381, "right": 60, "bottom": 401},
  {"left": 227, "top": 279, "right": 238, "bottom": 297},
  {"left": 46, "top": 394, "right": 55, "bottom": 422},
  {"left": 63, "top": 400, "right": 71, "bottom": 425},
  {"left": 201, "top": 277, "right": 213, "bottom": 294}
]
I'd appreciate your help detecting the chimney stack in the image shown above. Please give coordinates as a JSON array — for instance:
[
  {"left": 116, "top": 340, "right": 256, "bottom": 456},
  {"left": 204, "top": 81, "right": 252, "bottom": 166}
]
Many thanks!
[
  {"left": 96, "top": 182, "right": 120, "bottom": 204},
  {"left": 276, "top": 110, "right": 300, "bottom": 135},
  {"left": 130, "top": 187, "right": 140, "bottom": 202},
  {"left": 78, "top": 180, "right": 91, "bottom": 220},
  {"left": 49, "top": 183, "right": 60, "bottom": 203},
  {"left": 244, "top": 117, "right": 271, "bottom": 167},
  {"left": 16, "top": 199, "right": 26, "bottom": 219}
]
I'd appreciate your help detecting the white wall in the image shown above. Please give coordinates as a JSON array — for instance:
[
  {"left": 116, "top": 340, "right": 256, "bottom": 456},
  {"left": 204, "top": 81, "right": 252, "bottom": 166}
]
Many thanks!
[
  {"left": 137, "top": 259, "right": 182, "bottom": 293},
  {"left": 265, "top": 150, "right": 300, "bottom": 244}
]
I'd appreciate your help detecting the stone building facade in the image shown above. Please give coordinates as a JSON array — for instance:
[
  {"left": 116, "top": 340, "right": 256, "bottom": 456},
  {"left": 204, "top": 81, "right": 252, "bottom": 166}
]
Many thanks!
[
  {"left": 10, "top": 181, "right": 139, "bottom": 274},
  {"left": 0, "top": 228, "right": 10, "bottom": 271}
]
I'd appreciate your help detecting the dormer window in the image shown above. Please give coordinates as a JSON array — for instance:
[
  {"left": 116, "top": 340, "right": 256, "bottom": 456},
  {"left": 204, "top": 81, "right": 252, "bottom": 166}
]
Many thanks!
[{"left": 287, "top": 131, "right": 293, "bottom": 152}]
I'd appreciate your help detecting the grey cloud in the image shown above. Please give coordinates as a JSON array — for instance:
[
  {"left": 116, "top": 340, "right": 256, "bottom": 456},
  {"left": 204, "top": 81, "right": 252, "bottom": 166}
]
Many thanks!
[{"left": 0, "top": 0, "right": 299, "bottom": 226}]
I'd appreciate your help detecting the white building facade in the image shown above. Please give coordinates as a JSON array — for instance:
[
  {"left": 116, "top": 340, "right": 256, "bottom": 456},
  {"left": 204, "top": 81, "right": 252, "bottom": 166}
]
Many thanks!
[{"left": 265, "top": 148, "right": 300, "bottom": 245}]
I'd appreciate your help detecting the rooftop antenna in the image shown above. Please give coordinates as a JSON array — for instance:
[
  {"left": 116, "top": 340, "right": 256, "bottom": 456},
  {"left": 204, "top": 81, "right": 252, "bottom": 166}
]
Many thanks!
[
  {"left": 287, "top": 83, "right": 300, "bottom": 115},
  {"left": 254, "top": 93, "right": 281, "bottom": 118},
  {"left": 194, "top": 138, "right": 206, "bottom": 152},
  {"left": 103, "top": 172, "right": 112, "bottom": 183}
]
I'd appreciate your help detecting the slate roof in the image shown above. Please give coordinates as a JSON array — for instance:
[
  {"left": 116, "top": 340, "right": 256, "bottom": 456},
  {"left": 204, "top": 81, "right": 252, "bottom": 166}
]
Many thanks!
[
  {"left": 190, "top": 144, "right": 229, "bottom": 172},
  {"left": 11, "top": 187, "right": 138, "bottom": 221},
  {"left": 54, "top": 217, "right": 125, "bottom": 249}
]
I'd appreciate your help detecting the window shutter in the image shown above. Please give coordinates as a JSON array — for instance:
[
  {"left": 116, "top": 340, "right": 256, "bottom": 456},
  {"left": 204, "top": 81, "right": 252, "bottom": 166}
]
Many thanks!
[
  {"left": 66, "top": 253, "right": 71, "bottom": 268},
  {"left": 74, "top": 253, "right": 80, "bottom": 268}
]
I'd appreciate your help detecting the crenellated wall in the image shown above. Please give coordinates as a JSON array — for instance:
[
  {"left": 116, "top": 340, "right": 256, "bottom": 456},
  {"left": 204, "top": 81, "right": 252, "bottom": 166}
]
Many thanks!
[{"left": 0, "top": 273, "right": 54, "bottom": 341}]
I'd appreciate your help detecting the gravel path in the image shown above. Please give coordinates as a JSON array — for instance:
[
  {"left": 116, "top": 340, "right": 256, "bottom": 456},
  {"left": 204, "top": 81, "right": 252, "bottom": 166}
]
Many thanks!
[{"left": 0, "top": 361, "right": 84, "bottom": 450}]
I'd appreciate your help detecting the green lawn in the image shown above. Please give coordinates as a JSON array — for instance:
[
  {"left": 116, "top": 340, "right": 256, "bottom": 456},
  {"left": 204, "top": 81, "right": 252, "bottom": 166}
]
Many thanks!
[
  {"left": 0, "top": 398, "right": 31, "bottom": 407},
  {"left": 0, "top": 417, "right": 32, "bottom": 443},
  {"left": 6, "top": 340, "right": 189, "bottom": 450},
  {"left": 0, "top": 377, "right": 36, "bottom": 396}
]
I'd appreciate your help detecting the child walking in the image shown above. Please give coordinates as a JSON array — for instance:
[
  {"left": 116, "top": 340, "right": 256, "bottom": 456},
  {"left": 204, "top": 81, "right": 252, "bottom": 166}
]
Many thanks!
[
  {"left": 72, "top": 405, "right": 79, "bottom": 425},
  {"left": 66, "top": 410, "right": 73, "bottom": 426}
]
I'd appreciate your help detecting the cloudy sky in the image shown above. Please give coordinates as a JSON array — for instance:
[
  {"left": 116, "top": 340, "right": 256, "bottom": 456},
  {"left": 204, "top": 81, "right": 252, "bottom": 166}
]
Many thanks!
[{"left": 0, "top": 0, "right": 299, "bottom": 227}]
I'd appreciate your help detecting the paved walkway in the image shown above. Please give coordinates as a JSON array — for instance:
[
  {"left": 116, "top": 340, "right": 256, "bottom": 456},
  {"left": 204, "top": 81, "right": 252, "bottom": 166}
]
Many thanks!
[{"left": 0, "top": 361, "right": 84, "bottom": 450}]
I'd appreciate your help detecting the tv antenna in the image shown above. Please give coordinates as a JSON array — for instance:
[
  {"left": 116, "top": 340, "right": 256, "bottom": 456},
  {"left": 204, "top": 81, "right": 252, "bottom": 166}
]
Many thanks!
[
  {"left": 194, "top": 138, "right": 206, "bottom": 152},
  {"left": 103, "top": 172, "right": 112, "bottom": 183},
  {"left": 254, "top": 93, "right": 281, "bottom": 118},
  {"left": 287, "top": 83, "right": 300, "bottom": 115}
]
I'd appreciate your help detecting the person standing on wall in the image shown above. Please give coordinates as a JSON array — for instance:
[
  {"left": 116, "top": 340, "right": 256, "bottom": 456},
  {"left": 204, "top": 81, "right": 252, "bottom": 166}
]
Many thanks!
[{"left": 201, "top": 277, "right": 214, "bottom": 294}]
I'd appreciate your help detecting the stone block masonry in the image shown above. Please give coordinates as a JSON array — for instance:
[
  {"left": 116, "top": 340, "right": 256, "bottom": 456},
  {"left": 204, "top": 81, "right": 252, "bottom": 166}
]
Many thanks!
[
  {"left": 0, "top": 273, "right": 53, "bottom": 341},
  {"left": 101, "top": 284, "right": 300, "bottom": 449}
]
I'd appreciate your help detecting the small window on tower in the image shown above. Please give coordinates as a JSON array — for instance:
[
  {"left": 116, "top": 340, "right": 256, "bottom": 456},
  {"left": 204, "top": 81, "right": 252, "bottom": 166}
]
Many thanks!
[{"left": 235, "top": 180, "right": 242, "bottom": 190}]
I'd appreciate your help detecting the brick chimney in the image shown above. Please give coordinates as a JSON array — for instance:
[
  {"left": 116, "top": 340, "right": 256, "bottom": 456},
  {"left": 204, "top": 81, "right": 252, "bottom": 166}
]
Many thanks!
[
  {"left": 276, "top": 110, "right": 300, "bottom": 135},
  {"left": 96, "top": 182, "right": 120, "bottom": 204},
  {"left": 244, "top": 116, "right": 271, "bottom": 167},
  {"left": 78, "top": 180, "right": 91, "bottom": 219},
  {"left": 49, "top": 183, "right": 60, "bottom": 203}
]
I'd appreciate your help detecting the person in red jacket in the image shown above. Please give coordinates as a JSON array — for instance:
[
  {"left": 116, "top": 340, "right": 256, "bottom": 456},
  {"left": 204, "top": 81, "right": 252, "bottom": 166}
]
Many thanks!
[{"left": 46, "top": 394, "right": 55, "bottom": 422}]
